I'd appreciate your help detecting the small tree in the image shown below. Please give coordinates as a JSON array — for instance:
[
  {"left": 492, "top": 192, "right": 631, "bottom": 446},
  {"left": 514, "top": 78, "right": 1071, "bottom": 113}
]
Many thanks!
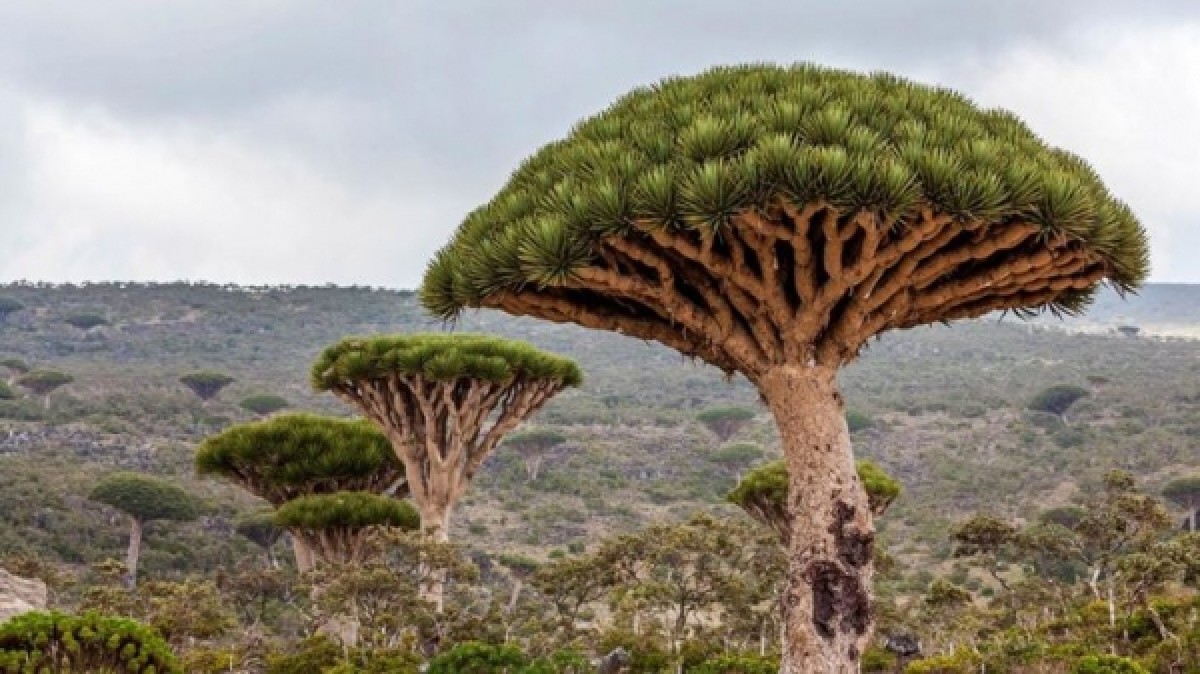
[
  {"left": 729, "top": 459, "right": 900, "bottom": 543},
  {"left": 1029, "top": 384, "right": 1090, "bottom": 423},
  {"left": 695, "top": 406, "right": 756, "bottom": 441},
  {"left": 0, "top": 611, "right": 181, "bottom": 673},
  {"left": 311, "top": 333, "right": 580, "bottom": 610},
  {"left": 64, "top": 311, "right": 109, "bottom": 332},
  {"left": 708, "top": 442, "right": 766, "bottom": 470},
  {"left": 0, "top": 380, "right": 13, "bottom": 401},
  {"left": 235, "top": 510, "right": 284, "bottom": 568},
  {"left": 0, "top": 297, "right": 23, "bottom": 323},
  {"left": 951, "top": 514, "right": 1019, "bottom": 594},
  {"left": 503, "top": 428, "right": 568, "bottom": 481},
  {"left": 179, "top": 371, "right": 236, "bottom": 401},
  {"left": 273, "top": 492, "right": 419, "bottom": 567},
  {"left": 1163, "top": 476, "right": 1200, "bottom": 532},
  {"left": 89, "top": 472, "right": 198, "bottom": 588},
  {"left": 195, "top": 413, "right": 406, "bottom": 572},
  {"left": 16, "top": 369, "right": 73, "bottom": 408},
  {"left": 239, "top": 393, "right": 290, "bottom": 416}
]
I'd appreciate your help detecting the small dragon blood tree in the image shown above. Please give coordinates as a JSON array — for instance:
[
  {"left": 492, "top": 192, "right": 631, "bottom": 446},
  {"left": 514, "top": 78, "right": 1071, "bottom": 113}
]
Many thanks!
[
  {"left": 419, "top": 64, "right": 1147, "bottom": 671},
  {"left": 273, "top": 491, "right": 420, "bottom": 567},
  {"left": 311, "top": 333, "right": 580, "bottom": 608},
  {"left": 195, "top": 413, "right": 406, "bottom": 572}
]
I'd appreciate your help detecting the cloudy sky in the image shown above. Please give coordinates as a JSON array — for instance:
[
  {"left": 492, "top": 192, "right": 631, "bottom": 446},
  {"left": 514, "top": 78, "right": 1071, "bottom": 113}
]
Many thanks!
[{"left": 1, "top": 1, "right": 1197, "bottom": 287}]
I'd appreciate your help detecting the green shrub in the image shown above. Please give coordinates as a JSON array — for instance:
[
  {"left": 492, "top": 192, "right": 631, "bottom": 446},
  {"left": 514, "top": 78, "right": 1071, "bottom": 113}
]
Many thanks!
[
  {"left": 689, "top": 652, "right": 779, "bottom": 673},
  {"left": 1072, "top": 655, "right": 1150, "bottom": 674},
  {"left": 426, "top": 641, "right": 528, "bottom": 673},
  {"left": 265, "top": 636, "right": 342, "bottom": 674},
  {"left": 905, "top": 649, "right": 981, "bottom": 673},
  {"left": 0, "top": 610, "right": 180, "bottom": 673}
]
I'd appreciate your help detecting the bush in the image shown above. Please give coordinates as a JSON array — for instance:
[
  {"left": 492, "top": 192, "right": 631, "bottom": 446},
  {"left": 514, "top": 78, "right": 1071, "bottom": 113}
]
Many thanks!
[
  {"left": 1072, "top": 655, "right": 1150, "bottom": 674},
  {"left": 905, "top": 649, "right": 981, "bottom": 673},
  {"left": 426, "top": 641, "right": 527, "bottom": 673},
  {"left": 0, "top": 610, "right": 180, "bottom": 673},
  {"left": 689, "top": 652, "right": 779, "bottom": 673},
  {"left": 265, "top": 636, "right": 342, "bottom": 674}
]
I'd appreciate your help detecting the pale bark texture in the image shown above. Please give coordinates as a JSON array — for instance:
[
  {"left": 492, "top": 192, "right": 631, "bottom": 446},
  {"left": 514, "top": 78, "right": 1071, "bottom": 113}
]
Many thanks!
[
  {"left": 125, "top": 517, "right": 143, "bottom": 589},
  {"left": 763, "top": 365, "right": 874, "bottom": 673},
  {"left": 416, "top": 502, "right": 451, "bottom": 612},
  {"left": 291, "top": 534, "right": 316, "bottom": 573}
]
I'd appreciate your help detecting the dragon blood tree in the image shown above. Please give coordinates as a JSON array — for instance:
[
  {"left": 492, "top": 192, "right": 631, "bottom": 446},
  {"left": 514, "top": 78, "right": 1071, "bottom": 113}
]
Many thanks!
[
  {"left": 311, "top": 334, "right": 580, "bottom": 606},
  {"left": 420, "top": 65, "right": 1147, "bottom": 671},
  {"left": 273, "top": 491, "right": 420, "bottom": 566},
  {"left": 195, "top": 413, "right": 406, "bottom": 572},
  {"left": 89, "top": 472, "right": 198, "bottom": 588}
]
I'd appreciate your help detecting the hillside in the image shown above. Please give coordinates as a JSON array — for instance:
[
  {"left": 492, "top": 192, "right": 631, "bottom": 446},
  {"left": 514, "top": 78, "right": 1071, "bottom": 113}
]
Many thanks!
[{"left": 0, "top": 281, "right": 1197, "bottom": 586}]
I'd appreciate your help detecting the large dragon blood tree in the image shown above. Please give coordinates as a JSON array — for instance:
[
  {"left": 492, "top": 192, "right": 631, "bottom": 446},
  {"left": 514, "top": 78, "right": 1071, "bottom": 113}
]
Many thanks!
[
  {"left": 311, "top": 333, "right": 580, "bottom": 607},
  {"left": 420, "top": 64, "right": 1148, "bottom": 671},
  {"left": 195, "top": 413, "right": 406, "bottom": 572}
]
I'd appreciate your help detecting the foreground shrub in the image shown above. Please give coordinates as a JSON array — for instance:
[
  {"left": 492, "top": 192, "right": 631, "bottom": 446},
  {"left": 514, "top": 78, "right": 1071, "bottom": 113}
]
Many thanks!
[
  {"left": 689, "top": 652, "right": 779, "bottom": 673},
  {"left": 0, "top": 610, "right": 180, "bottom": 673},
  {"left": 1072, "top": 654, "right": 1150, "bottom": 674}
]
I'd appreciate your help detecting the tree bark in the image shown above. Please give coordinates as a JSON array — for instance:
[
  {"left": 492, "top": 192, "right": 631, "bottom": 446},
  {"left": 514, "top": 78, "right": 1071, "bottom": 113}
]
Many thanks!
[
  {"left": 760, "top": 365, "right": 875, "bottom": 674},
  {"left": 417, "top": 503, "right": 452, "bottom": 613},
  {"left": 126, "top": 517, "right": 143, "bottom": 589},
  {"left": 291, "top": 533, "right": 316, "bottom": 573}
]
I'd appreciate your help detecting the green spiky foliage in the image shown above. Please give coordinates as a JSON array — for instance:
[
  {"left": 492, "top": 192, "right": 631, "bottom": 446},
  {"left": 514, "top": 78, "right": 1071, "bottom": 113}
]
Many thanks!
[
  {"left": 0, "top": 298, "right": 23, "bottom": 322},
  {"left": 195, "top": 413, "right": 406, "bottom": 506},
  {"left": 0, "top": 611, "right": 181, "bottom": 674},
  {"left": 16, "top": 369, "right": 73, "bottom": 395},
  {"left": 311, "top": 333, "right": 582, "bottom": 390},
  {"left": 728, "top": 459, "right": 900, "bottom": 542},
  {"left": 89, "top": 472, "right": 198, "bottom": 524},
  {"left": 179, "top": 371, "right": 236, "bottom": 401},
  {"left": 238, "top": 393, "right": 290, "bottom": 416},
  {"left": 273, "top": 492, "right": 419, "bottom": 566},
  {"left": 64, "top": 311, "right": 109, "bottom": 331},
  {"left": 423, "top": 63, "right": 1146, "bottom": 374},
  {"left": 273, "top": 492, "right": 419, "bottom": 532}
]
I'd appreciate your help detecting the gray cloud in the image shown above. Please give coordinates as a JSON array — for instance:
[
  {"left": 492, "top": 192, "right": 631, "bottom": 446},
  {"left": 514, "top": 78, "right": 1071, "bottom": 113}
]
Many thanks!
[{"left": 0, "top": 1, "right": 1197, "bottom": 285}]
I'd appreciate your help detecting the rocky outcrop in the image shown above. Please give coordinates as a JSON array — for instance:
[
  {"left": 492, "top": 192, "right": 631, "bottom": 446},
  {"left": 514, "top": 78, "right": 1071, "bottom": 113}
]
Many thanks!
[{"left": 0, "top": 568, "right": 47, "bottom": 624}]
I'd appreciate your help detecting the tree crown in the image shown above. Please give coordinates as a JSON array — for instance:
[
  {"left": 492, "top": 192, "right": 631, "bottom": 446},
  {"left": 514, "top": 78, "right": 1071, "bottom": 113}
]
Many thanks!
[
  {"left": 1028, "top": 384, "right": 1090, "bottom": 416},
  {"left": 16, "top": 370, "right": 73, "bottom": 394},
  {"left": 421, "top": 63, "right": 1147, "bottom": 374},
  {"left": 238, "top": 393, "right": 290, "bottom": 416},
  {"left": 272, "top": 491, "right": 420, "bottom": 531},
  {"left": 179, "top": 371, "right": 236, "bottom": 400},
  {"left": 64, "top": 312, "right": 109, "bottom": 330},
  {"left": 503, "top": 427, "right": 568, "bottom": 451},
  {"left": 1163, "top": 477, "right": 1200, "bottom": 506},
  {"left": 89, "top": 472, "right": 198, "bottom": 523},
  {"left": 195, "top": 413, "right": 403, "bottom": 500},
  {"left": 696, "top": 406, "right": 756, "bottom": 423},
  {"left": 311, "top": 333, "right": 582, "bottom": 389}
]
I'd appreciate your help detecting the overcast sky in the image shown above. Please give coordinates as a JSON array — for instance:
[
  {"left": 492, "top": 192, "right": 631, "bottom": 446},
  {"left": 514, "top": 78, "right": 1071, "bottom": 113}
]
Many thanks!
[{"left": 1, "top": 1, "right": 1197, "bottom": 287}]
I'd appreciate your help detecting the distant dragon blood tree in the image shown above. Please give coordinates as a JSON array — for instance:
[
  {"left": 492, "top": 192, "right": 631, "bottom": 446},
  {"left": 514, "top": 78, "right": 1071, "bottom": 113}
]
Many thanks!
[
  {"left": 696, "top": 406, "right": 756, "bottom": 441},
  {"left": 503, "top": 427, "right": 567, "bottom": 481},
  {"left": 273, "top": 491, "right": 420, "bottom": 566},
  {"left": 311, "top": 333, "right": 580, "bottom": 608},
  {"left": 420, "top": 64, "right": 1147, "bottom": 671},
  {"left": 179, "top": 371, "right": 236, "bottom": 401},
  {"left": 89, "top": 472, "right": 198, "bottom": 588},
  {"left": 195, "top": 413, "right": 406, "bottom": 572}
]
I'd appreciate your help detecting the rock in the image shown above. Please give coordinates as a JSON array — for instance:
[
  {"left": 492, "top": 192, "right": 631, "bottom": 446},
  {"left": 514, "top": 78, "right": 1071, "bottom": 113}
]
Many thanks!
[{"left": 0, "top": 568, "right": 48, "bottom": 624}]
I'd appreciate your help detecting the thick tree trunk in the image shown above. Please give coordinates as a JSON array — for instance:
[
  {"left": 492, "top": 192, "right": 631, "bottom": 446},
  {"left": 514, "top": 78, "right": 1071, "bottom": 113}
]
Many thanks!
[
  {"left": 291, "top": 533, "right": 316, "bottom": 573},
  {"left": 125, "top": 517, "right": 143, "bottom": 589},
  {"left": 760, "top": 365, "right": 875, "bottom": 674},
  {"left": 417, "top": 503, "right": 452, "bottom": 613}
]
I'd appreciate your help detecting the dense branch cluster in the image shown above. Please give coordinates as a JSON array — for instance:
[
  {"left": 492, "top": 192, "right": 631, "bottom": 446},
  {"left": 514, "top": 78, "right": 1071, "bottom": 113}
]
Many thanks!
[{"left": 422, "top": 64, "right": 1146, "bottom": 380}]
